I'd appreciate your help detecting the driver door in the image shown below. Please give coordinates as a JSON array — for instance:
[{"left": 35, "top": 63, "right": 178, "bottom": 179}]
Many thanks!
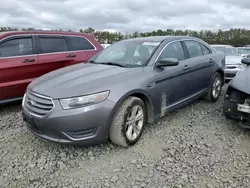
[{"left": 150, "top": 41, "right": 191, "bottom": 116}]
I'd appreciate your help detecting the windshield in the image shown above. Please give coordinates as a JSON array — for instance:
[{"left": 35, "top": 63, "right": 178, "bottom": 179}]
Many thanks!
[
  {"left": 212, "top": 47, "right": 239, "bottom": 56},
  {"left": 238, "top": 48, "right": 250, "bottom": 55},
  {"left": 90, "top": 40, "right": 160, "bottom": 67}
]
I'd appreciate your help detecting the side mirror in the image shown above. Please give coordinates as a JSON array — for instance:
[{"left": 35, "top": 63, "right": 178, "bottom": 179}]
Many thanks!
[
  {"left": 241, "top": 58, "right": 250, "bottom": 65},
  {"left": 155, "top": 58, "right": 179, "bottom": 67}
]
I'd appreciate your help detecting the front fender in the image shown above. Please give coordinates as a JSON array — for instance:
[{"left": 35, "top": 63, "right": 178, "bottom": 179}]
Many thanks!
[{"left": 106, "top": 89, "right": 154, "bottom": 128}]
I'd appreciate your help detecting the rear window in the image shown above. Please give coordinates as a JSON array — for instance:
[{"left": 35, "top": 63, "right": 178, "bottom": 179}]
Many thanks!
[
  {"left": 39, "top": 37, "right": 68, "bottom": 54},
  {"left": 212, "top": 47, "right": 239, "bottom": 56},
  {"left": 67, "top": 36, "right": 95, "bottom": 51}
]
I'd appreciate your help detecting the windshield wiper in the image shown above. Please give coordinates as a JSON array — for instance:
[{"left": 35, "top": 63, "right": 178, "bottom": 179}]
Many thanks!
[
  {"left": 99, "top": 62, "right": 125, "bottom": 67},
  {"left": 88, "top": 60, "right": 97, "bottom": 64}
]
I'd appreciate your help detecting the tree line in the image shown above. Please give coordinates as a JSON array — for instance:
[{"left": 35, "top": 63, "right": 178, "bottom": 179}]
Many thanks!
[{"left": 1, "top": 26, "right": 250, "bottom": 46}]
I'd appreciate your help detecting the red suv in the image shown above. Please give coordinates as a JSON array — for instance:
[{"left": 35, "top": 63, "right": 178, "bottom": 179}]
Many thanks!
[{"left": 0, "top": 31, "right": 103, "bottom": 104}]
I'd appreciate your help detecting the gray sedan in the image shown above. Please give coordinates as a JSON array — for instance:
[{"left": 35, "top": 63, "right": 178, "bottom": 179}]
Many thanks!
[{"left": 22, "top": 36, "right": 225, "bottom": 147}]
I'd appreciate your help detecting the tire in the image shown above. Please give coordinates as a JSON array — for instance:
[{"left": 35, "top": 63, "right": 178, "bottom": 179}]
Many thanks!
[
  {"left": 109, "top": 97, "right": 146, "bottom": 147},
  {"left": 204, "top": 72, "right": 223, "bottom": 102}
]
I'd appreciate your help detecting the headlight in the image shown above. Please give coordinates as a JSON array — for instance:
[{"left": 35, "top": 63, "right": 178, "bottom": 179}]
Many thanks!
[
  {"left": 239, "top": 63, "right": 248, "bottom": 69},
  {"left": 59, "top": 91, "right": 110, "bottom": 109}
]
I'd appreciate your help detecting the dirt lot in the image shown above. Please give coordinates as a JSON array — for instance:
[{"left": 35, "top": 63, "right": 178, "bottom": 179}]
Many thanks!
[{"left": 1, "top": 85, "right": 250, "bottom": 188}]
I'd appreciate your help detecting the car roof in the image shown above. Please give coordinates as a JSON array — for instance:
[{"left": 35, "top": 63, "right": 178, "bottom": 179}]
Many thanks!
[
  {"left": 0, "top": 31, "right": 94, "bottom": 39},
  {"left": 122, "top": 36, "right": 202, "bottom": 43}
]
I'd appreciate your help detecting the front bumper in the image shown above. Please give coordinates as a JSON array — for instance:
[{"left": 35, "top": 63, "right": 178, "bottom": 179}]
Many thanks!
[
  {"left": 237, "top": 103, "right": 250, "bottom": 114},
  {"left": 22, "top": 98, "right": 115, "bottom": 146},
  {"left": 223, "top": 87, "right": 250, "bottom": 128},
  {"left": 223, "top": 98, "right": 250, "bottom": 121}
]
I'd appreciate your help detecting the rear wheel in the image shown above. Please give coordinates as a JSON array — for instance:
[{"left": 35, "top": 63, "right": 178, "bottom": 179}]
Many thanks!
[
  {"left": 109, "top": 97, "right": 146, "bottom": 147},
  {"left": 204, "top": 72, "right": 223, "bottom": 102}
]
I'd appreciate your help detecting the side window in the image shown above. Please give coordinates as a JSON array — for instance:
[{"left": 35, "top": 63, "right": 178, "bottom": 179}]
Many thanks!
[
  {"left": 0, "top": 38, "right": 33, "bottom": 57},
  {"left": 200, "top": 43, "right": 211, "bottom": 55},
  {"left": 185, "top": 41, "right": 203, "bottom": 58},
  {"left": 67, "top": 36, "right": 95, "bottom": 51},
  {"left": 39, "top": 37, "right": 68, "bottom": 54},
  {"left": 159, "top": 41, "right": 185, "bottom": 61}
]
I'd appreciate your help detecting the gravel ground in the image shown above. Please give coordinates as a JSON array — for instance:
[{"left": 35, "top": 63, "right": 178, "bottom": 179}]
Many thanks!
[{"left": 1, "top": 85, "right": 250, "bottom": 188}]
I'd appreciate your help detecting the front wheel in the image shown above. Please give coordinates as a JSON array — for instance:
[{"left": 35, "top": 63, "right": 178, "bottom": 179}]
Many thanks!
[
  {"left": 109, "top": 97, "right": 146, "bottom": 147},
  {"left": 204, "top": 72, "right": 223, "bottom": 102}
]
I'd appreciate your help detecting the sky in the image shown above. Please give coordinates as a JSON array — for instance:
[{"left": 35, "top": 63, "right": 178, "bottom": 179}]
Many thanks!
[{"left": 1, "top": 0, "right": 250, "bottom": 33}]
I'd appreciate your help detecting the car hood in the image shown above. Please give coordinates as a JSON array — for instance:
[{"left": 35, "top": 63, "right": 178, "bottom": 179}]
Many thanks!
[
  {"left": 225, "top": 56, "right": 242, "bottom": 65},
  {"left": 28, "top": 63, "right": 143, "bottom": 99},
  {"left": 230, "top": 66, "right": 250, "bottom": 94}
]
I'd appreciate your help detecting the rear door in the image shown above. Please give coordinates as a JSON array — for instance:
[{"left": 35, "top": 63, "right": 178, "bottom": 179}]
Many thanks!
[
  {"left": 65, "top": 35, "right": 98, "bottom": 64},
  {"left": 0, "top": 35, "right": 39, "bottom": 101},
  {"left": 182, "top": 40, "right": 214, "bottom": 94},
  {"left": 36, "top": 35, "right": 73, "bottom": 75}
]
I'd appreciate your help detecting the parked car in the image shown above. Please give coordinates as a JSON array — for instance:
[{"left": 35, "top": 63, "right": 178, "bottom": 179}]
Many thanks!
[
  {"left": 0, "top": 31, "right": 103, "bottom": 104},
  {"left": 223, "top": 58, "right": 250, "bottom": 127},
  {"left": 236, "top": 47, "right": 250, "bottom": 58},
  {"left": 101, "top": 44, "right": 111, "bottom": 49},
  {"left": 210, "top": 44, "right": 243, "bottom": 80},
  {"left": 22, "top": 36, "right": 225, "bottom": 147}
]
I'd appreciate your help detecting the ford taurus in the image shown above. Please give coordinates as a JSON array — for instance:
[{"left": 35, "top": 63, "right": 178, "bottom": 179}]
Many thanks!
[{"left": 22, "top": 36, "right": 225, "bottom": 147}]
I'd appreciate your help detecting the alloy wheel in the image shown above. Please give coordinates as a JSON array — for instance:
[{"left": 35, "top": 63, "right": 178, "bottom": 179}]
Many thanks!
[
  {"left": 212, "top": 77, "right": 222, "bottom": 99},
  {"left": 125, "top": 105, "right": 144, "bottom": 141}
]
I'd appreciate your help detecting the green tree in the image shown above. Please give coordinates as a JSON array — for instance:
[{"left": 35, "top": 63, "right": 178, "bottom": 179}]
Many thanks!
[
  {"left": 2, "top": 26, "right": 250, "bottom": 46},
  {"left": 84, "top": 27, "right": 95, "bottom": 33}
]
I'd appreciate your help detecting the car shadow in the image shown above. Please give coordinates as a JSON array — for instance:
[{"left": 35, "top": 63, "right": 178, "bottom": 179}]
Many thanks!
[{"left": 0, "top": 101, "right": 22, "bottom": 112}]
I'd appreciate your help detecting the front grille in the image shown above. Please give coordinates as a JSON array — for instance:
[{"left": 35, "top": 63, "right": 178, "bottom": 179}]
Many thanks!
[
  {"left": 24, "top": 91, "right": 54, "bottom": 117},
  {"left": 226, "top": 66, "right": 237, "bottom": 69}
]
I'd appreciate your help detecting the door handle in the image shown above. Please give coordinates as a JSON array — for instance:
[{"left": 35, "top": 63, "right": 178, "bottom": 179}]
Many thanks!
[
  {"left": 147, "top": 82, "right": 156, "bottom": 89},
  {"left": 66, "top": 54, "right": 76, "bottom": 58},
  {"left": 22, "top": 59, "right": 35, "bottom": 63},
  {"left": 209, "top": 59, "right": 213, "bottom": 63},
  {"left": 183, "top": 65, "right": 191, "bottom": 70}
]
